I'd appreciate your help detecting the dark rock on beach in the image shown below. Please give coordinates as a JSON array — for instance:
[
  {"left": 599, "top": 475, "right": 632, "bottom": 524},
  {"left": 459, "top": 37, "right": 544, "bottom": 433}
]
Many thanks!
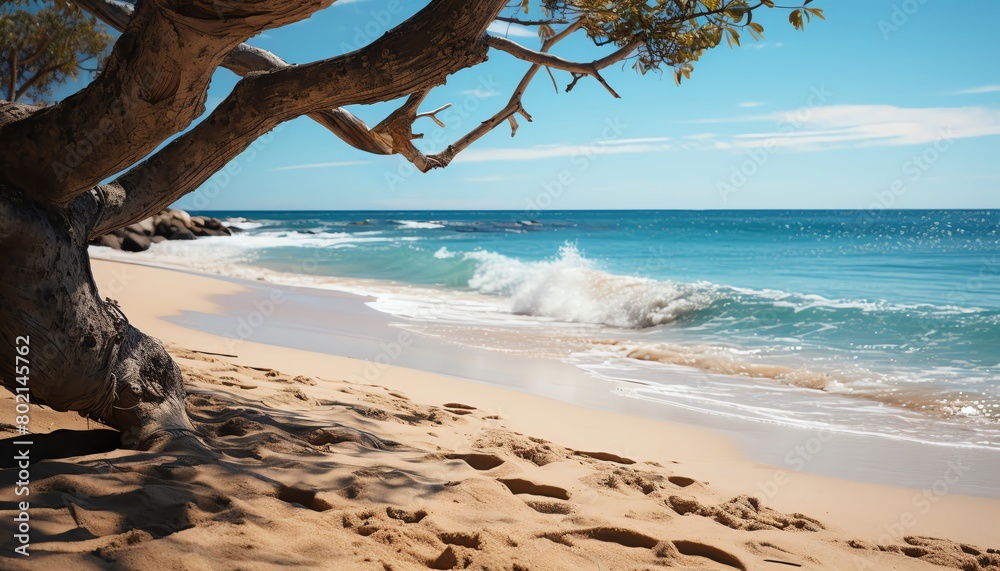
[{"left": 89, "top": 209, "right": 237, "bottom": 252}]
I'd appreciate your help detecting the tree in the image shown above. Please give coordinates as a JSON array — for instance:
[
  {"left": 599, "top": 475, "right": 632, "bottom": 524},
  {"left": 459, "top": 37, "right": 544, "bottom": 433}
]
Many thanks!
[
  {"left": 0, "top": 0, "right": 822, "bottom": 448},
  {"left": 0, "top": 0, "right": 111, "bottom": 102}
]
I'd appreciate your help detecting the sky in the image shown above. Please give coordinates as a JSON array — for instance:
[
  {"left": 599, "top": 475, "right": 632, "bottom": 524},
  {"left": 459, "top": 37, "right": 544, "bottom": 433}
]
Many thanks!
[{"left": 56, "top": 0, "right": 1000, "bottom": 211}]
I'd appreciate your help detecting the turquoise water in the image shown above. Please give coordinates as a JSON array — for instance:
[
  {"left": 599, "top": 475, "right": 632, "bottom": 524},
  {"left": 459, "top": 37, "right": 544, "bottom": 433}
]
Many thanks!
[{"left": 94, "top": 210, "right": 1000, "bottom": 446}]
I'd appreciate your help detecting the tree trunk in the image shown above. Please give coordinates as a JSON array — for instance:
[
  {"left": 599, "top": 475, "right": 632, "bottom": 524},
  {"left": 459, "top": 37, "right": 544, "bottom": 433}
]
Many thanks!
[{"left": 0, "top": 185, "right": 190, "bottom": 446}]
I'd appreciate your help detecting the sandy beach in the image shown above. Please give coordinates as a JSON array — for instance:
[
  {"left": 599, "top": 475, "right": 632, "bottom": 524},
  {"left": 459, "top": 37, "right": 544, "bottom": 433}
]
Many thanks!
[{"left": 1, "top": 258, "right": 998, "bottom": 570}]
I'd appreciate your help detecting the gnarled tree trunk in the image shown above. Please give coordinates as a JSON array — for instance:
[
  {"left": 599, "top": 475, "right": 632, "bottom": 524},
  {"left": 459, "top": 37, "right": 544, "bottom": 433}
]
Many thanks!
[{"left": 0, "top": 180, "right": 189, "bottom": 445}]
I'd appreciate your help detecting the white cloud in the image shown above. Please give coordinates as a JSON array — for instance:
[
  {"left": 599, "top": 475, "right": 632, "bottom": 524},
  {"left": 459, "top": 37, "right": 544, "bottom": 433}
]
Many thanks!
[
  {"left": 738, "top": 101, "right": 763, "bottom": 108},
  {"left": 453, "top": 105, "right": 1000, "bottom": 161},
  {"left": 272, "top": 161, "right": 371, "bottom": 171},
  {"left": 693, "top": 105, "right": 1000, "bottom": 151},
  {"left": 454, "top": 138, "right": 672, "bottom": 162},
  {"left": 487, "top": 21, "right": 538, "bottom": 39},
  {"left": 952, "top": 85, "right": 1000, "bottom": 95}
]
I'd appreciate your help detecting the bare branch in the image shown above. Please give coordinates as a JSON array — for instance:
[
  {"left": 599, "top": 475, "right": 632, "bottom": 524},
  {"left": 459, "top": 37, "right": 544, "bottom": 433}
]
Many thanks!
[
  {"left": 494, "top": 16, "right": 569, "bottom": 26},
  {"left": 486, "top": 34, "right": 642, "bottom": 98},
  {"left": 422, "top": 21, "right": 642, "bottom": 168},
  {"left": 416, "top": 104, "right": 452, "bottom": 128}
]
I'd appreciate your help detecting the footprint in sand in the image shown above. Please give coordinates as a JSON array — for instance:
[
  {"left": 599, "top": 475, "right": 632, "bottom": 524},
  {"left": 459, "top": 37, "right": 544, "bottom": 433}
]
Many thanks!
[
  {"left": 276, "top": 485, "right": 333, "bottom": 512},
  {"left": 574, "top": 450, "right": 636, "bottom": 465},
  {"left": 443, "top": 402, "right": 476, "bottom": 410},
  {"left": 446, "top": 452, "right": 505, "bottom": 471},
  {"left": 498, "top": 478, "right": 571, "bottom": 501},
  {"left": 543, "top": 527, "right": 659, "bottom": 549},
  {"left": 668, "top": 475, "right": 697, "bottom": 488},
  {"left": 540, "top": 527, "right": 748, "bottom": 570},
  {"left": 439, "top": 531, "right": 482, "bottom": 549},
  {"left": 671, "top": 540, "right": 747, "bottom": 570}
]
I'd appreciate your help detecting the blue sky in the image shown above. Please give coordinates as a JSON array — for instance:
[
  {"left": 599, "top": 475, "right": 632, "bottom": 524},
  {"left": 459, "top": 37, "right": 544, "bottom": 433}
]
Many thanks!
[{"left": 61, "top": 1, "right": 1000, "bottom": 210}]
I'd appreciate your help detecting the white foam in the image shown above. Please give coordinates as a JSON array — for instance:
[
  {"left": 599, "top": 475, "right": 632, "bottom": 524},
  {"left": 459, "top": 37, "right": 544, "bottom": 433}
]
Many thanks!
[
  {"left": 434, "top": 247, "right": 457, "bottom": 259},
  {"left": 222, "top": 217, "right": 266, "bottom": 230},
  {"left": 392, "top": 220, "right": 446, "bottom": 229},
  {"left": 462, "top": 244, "right": 715, "bottom": 329}
]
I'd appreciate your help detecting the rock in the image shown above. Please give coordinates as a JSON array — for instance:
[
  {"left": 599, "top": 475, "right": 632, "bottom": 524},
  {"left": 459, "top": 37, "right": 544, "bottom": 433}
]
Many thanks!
[
  {"left": 121, "top": 229, "right": 151, "bottom": 252},
  {"left": 123, "top": 222, "right": 146, "bottom": 236},
  {"left": 154, "top": 214, "right": 175, "bottom": 238},
  {"left": 135, "top": 218, "right": 155, "bottom": 236},
  {"left": 169, "top": 208, "right": 192, "bottom": 228},
  {"left": 169, "top": 225, "right": 196, "bottom": 240},
  {"left": 90, "top": 208, "right": 234, "bottom": 250},
  {"left": 202, "top": 218, "right": 225, "bottom": 230}
]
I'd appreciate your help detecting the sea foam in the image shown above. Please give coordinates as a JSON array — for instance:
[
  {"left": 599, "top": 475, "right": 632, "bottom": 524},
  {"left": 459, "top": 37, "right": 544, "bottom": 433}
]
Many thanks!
[{"left": 463, "top": 244, "right": 714, "bottom": 329}]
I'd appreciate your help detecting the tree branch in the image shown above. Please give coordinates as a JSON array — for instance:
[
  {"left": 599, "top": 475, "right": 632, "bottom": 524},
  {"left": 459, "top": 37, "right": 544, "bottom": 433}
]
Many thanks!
[
  {"left": 87, "top": 0, "right": 508, "bottom": 236},
  {"left": 422, "top": 22, "right": 642, "bottom": 168},
  {"left": 494, "top": 16, "right": 569, "bottom": 26},
  {"left": 6, "top": 52, "right": 16, "bottom": 102},
  {"left": 71, "top": 0, "right": 394, "bottom": 156},
  {"left": 486, "top": 34, "right": 642, "bottom": 98},
  {"left": 0, "top": 0, "right": 337, "bottom": 207},
  {"left": 14, "top": 58, "right": 74, "bottom": 101},
  {"left": 19, "top": 31, "right": 59, "bottom": 68}
]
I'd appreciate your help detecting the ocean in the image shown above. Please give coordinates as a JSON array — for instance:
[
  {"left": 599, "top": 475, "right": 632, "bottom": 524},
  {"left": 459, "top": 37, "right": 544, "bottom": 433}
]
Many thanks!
[{"left": 91, "top": 210, "right": 1000, "bottom": 449}]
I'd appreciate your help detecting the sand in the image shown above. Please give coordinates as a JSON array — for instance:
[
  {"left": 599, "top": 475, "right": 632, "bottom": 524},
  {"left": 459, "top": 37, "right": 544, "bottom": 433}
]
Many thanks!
[{"left": 0, "top": 259, "right": 998, "bottom": 570}]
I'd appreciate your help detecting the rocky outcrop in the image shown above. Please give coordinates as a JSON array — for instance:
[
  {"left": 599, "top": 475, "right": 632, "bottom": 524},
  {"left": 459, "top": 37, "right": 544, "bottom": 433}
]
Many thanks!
[{"left": 90, "top": 209, "right": 238, "bottom": 252}]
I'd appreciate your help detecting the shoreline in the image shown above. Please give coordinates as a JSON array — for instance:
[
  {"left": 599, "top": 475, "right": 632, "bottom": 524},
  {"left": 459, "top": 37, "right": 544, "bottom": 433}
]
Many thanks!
[
  {"left": 91, "top": 258, "right": 1000, "bottom": 543},
  {"left": 87, "top": 237, "right": 1000, "bottom": 456},
  {"left": 94, "top": 253, "right": 1000, "bottom": 498}
]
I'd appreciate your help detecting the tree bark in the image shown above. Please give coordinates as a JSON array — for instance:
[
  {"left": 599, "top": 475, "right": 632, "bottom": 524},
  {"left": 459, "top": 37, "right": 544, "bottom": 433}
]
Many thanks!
[{"left": 0, "top": 182, "right": 191, "bottom": 444}]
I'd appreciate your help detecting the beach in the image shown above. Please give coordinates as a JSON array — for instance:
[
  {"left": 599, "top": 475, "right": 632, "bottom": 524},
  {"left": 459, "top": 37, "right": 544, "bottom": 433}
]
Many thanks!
[
  {"left": 1, "top": 0, "right": 997, "bottom": 566},
  {"left": 1, "top": 257, "right": 997, "bottom": 570}
]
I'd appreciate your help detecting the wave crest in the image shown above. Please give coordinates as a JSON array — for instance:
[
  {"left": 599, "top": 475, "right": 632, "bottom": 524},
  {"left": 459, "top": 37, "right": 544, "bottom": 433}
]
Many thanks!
[{"left": 463, "top": 244, "right": 714, "bottom": 329}]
